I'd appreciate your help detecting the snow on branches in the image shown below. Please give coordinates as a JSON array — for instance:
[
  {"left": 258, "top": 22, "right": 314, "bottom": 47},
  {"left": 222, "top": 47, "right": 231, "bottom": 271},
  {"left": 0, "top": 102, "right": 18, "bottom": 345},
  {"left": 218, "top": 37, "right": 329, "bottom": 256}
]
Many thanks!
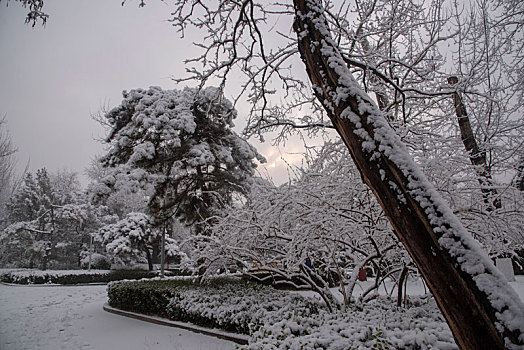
[
  {"left": 192, "top": 142, "right": 407, "bottom": 312},
  {"left": 93, "top": 86, "right": 264, "bottom": 230},
  {"left": 96, "top": 212, "right": 187, "bottom": 271}
]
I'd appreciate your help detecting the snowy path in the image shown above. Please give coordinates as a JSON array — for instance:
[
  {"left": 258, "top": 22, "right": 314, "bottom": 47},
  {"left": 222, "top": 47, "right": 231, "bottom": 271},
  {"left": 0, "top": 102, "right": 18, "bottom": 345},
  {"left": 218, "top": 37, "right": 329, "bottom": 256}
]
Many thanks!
[{"left": 0, "top": 284, "right": 236, "bottom": 350}]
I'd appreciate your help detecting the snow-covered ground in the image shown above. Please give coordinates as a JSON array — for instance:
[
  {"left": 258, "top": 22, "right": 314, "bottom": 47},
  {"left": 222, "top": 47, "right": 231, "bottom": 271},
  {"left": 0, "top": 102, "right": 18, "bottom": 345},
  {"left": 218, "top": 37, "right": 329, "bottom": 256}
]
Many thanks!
[
  {"left": 1, "top": 276, "right": 523, "bottom": 350},
  {"left": 0, "top": 284, "right": 236, "bottom": 350}
]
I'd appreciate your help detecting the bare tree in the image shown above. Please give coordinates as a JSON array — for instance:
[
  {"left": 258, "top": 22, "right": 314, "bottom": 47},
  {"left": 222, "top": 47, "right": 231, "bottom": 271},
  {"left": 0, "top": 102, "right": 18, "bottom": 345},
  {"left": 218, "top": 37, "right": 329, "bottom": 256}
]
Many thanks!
[
  {"left": 194, "top": 143, "right": 402, "bottom": 312},
  {"left": 166, "top": 0, "right": 522, "bottom": 347},
  {"left": 292, "top": 1, "right": 522, "bottom": 348},
  {"left": 447, "top": 75, "right": 501, "bottom": 208}
]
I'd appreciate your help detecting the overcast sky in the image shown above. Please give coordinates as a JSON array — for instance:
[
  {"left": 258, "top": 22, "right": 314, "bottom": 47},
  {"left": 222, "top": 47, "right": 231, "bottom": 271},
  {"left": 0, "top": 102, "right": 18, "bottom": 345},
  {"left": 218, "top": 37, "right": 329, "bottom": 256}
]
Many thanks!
[{"left": 0, "top": 0, "right": 303, "bottom": 187}]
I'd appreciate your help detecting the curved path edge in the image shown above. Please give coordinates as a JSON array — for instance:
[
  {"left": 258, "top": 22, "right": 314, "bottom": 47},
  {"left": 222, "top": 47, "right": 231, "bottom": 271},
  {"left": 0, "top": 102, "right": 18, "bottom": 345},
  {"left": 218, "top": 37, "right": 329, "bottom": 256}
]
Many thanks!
[{"left": 103, "top": 303, "right": 249, "bottom": 345}]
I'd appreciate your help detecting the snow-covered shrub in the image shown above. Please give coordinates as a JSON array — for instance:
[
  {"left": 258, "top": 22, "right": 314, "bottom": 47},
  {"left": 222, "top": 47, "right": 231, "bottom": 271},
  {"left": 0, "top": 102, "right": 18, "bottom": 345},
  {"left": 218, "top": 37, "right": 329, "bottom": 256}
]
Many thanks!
[
  {"left": 107, "top": 279, "right": 177, "bottom": 318},
  {"left": 246, "top": 297, "right": 457, "bottom": 349},
  {"left": 1, "top": 269, "right": 110, "bottom": 284},
  {"left": 80, "top": 252, "right": 111, "bottom": 270},
  {"left": 166, "top": 279, "right": 319, "bottom": 334},
  {"left": 107, "top": 276, "right": 458, "bottom": 348},
  {"left": 96, "top": 212, "right": 186, "bottom": 271}
]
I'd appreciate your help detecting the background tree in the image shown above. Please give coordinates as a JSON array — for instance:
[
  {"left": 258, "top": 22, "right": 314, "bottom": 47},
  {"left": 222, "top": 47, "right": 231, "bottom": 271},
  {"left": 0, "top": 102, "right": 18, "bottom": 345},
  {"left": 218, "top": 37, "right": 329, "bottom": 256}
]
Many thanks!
[
  {"left": 96, "top": 212, "right": 186, "bottom": 271},
  {"left": 0, "top": 116, "right": 22, "bottom": 228},
  {"left": 92, "top": 86, "right": 265, "bottom": 234},
  {"left": 1, "top": 168, "right": 97, "bottom": 269}
]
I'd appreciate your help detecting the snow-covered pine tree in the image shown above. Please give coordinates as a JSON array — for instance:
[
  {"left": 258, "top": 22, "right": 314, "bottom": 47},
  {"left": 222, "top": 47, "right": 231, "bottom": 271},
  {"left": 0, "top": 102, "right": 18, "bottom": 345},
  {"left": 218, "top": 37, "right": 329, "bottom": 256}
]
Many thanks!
[{"left": 94, "top": 86, "right": 264, "bottom": 233}]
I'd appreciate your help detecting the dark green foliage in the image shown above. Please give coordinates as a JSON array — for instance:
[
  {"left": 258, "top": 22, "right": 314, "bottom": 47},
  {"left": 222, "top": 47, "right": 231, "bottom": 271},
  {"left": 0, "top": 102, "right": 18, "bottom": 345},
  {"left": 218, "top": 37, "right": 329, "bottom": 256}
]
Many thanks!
[{"left": 108, "top": 279, "right": 177, "bottom": 318}]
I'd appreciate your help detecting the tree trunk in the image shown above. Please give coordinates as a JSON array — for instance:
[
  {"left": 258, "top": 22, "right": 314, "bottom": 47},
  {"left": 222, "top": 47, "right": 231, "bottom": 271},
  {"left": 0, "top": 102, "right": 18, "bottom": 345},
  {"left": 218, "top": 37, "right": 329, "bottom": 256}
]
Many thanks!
[
  {"left": 447, "top": 76, "right": 501, "bottom": 209},
  {"left": 515, "top": 155, "right": 524, "bottom": 191},
  {"left": 145, "top": 246, "right": 153, "bottom": 271},
  {"left": 292, "top": 0, "right": 523, "bottom": 349},
  {"left": 397, "top": 265, "right": 408, "bottom": 308}
]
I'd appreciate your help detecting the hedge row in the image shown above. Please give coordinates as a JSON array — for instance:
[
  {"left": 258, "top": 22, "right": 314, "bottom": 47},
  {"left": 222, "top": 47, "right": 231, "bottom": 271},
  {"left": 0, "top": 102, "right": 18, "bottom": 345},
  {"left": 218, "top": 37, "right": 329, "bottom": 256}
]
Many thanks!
[
  {"left": 107, "top": 277, "right": 459, "bottom": 349},
  {"left": 0, "top": 269, "right": 158, "bottom": 285},
  {"left": 107, "top": 277, "right": 320, "bottom": 335}
]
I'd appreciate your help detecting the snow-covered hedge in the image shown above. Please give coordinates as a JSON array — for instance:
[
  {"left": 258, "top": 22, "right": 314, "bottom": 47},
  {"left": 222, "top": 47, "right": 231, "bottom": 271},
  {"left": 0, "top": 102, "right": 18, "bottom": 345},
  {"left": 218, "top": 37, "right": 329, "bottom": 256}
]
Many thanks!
[
  {"left": 108, "top": 277, "right": 458, "bottom": 349},
  {"left": 107, "top": 277, "right": 319, "bottom": 334},
  {"left": 1, "top": 269, "right": 157, "bottom": 285}
]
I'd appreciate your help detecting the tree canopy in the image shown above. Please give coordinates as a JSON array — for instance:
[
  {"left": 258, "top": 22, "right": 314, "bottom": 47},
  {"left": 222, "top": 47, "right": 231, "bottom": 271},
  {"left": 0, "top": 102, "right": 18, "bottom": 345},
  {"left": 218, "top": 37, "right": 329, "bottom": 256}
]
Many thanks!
[{"left": 92, "top": 86, "right": 265, "bottom": 230}]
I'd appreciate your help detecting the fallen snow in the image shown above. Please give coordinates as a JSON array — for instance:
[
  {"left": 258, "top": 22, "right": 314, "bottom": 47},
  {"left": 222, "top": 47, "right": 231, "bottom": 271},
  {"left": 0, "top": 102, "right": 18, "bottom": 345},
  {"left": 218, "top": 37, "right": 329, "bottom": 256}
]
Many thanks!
[
  {"left": 0, "top": 283, "right": 236, "bottom": 350},
  {"left": 1, "top": 275, "right": 523, "bottom": 349}
]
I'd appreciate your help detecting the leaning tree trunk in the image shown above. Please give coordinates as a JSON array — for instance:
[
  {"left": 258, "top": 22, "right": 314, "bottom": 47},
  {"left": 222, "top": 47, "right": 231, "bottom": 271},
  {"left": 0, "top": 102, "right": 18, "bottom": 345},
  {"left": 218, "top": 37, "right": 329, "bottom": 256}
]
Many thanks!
[
  {"left": 448, "top": 76, "right": 501, "bottom": 209},
  {"left": 292, "top": 0, "right": 523, "bottom": 349}
]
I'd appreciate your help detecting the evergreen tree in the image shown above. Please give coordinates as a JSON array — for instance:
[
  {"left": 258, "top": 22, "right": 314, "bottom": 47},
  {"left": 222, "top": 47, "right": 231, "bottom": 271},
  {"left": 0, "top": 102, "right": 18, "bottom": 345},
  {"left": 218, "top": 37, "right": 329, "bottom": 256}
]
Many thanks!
[
  {"left": 1, "top": 168, "right": 96, "bottom": 269},
  {"left": 92, "top": 86, "right": 265, "bottom": 232}
]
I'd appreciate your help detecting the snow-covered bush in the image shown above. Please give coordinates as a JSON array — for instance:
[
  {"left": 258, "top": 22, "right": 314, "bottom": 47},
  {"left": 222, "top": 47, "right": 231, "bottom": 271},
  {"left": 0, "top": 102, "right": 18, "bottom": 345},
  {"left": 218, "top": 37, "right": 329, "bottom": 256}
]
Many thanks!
[
  {"left": 166, "top": 280, "right": 319, "bottom": 334},
  {"left": 246, "top": 297, "right": 457, "bottom": 349},
  {"left": 96, "top": 212, "right": 185, "bottom": 271},
  {"left": 80, "top": 252, "right": 111, "bottom": 270},
  {"left": 107, "top": 276, "right": 458, "bottom": 348}
]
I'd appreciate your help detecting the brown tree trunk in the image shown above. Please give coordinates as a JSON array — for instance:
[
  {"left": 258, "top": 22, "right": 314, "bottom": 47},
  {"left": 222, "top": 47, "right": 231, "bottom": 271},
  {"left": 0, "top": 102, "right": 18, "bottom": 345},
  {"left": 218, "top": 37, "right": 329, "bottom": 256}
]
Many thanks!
[
  {"left": 145, "top": 246, "right": 153, "bottom": 271},
  {"left": 292, "top": 0, "right": 522, "bottom": 349},
  {"left": 42, "top": 252, "right": 48, "bottom": 271},
  {"left": 397, "top": 265, "right": 408, "bottom": 308},
  {"left": 447, "top": 76, "right": 501, "bottom": 209}
]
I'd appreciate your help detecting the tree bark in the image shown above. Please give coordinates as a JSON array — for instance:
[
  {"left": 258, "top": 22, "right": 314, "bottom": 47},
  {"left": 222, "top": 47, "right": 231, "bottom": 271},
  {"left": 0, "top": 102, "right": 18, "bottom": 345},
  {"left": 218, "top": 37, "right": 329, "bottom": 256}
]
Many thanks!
[
  {"left": 397, "top": 265, "right": 408, "bottom": 308},
  {"left": 447, "top": 76, "right": 501, "bottom": 209},
  {"left": 145, "top": 246, "right": 153, "bottom": 271},
  {"left": 292, "top": 0, "right": 523, "bottom": 349},
  {"left": 515, "top": 155, "right": 524, "bottom": 191}
]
